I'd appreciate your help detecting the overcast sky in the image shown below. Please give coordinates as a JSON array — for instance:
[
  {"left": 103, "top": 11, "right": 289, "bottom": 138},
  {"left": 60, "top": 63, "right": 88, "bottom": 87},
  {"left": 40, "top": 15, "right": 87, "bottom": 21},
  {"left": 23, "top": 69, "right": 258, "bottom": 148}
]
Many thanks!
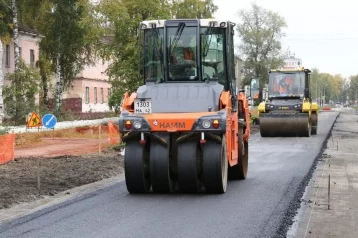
[{"left": 213, "top": 0, "right": 358, "bottom": 78}]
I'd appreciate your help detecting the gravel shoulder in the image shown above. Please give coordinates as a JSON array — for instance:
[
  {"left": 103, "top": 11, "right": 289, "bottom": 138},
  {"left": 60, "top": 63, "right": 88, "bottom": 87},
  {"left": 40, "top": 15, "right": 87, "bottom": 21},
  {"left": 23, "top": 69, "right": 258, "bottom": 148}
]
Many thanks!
[{"left": 288, "top": 108, "right": 358, "bottom": 238}]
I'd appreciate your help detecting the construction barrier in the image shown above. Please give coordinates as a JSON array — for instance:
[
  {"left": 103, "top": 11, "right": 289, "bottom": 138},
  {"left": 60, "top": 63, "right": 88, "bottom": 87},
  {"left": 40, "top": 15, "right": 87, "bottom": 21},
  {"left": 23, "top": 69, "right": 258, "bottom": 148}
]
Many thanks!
[
  {"left": 0, "top": 133, "right": 15, "bottom": 165},
  {"left": 0, "top": 122, "right": 119, "bottom": 164},
  {"left": 108, "top": 121, "right": 121, "bottom": 145}
]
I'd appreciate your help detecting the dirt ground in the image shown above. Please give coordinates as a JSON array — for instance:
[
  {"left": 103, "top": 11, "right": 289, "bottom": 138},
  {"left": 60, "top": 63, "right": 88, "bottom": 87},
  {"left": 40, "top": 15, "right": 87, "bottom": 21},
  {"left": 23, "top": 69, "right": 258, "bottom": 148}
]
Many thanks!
[
  {"left": 15, "top": 138, "right": 112, "bottom": 158},
  {"left": 0, "top": 150, "right": 123, "bottom": 210},
  {"left": 0, "top": 124, "right": 259, "bottom": 211}
]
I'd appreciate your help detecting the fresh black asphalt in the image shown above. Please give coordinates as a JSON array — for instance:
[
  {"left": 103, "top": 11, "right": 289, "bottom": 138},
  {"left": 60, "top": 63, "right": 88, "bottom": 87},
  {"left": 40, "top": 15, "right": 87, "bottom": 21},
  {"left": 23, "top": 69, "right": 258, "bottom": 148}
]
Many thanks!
[{"left": 0, "top": 112, "right": 339, "bottom": 238}]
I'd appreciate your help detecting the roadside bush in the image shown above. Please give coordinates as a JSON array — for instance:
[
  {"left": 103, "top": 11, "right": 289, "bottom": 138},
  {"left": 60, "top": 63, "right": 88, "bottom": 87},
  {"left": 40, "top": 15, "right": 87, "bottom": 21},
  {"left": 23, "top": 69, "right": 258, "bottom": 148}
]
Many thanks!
[{"left": 0, "top": 127, "right": 10, "bottom": 135}]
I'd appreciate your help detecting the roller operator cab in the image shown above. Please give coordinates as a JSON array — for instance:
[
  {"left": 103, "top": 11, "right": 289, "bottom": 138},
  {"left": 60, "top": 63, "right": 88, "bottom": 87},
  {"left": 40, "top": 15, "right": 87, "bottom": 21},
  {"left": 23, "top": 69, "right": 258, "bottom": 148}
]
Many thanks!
[
  {"left": 257, "top": 68, "right": 319, "bottom": 137},
  {"left": 119, "top": 19, "right": 251, "bottom": 194}
]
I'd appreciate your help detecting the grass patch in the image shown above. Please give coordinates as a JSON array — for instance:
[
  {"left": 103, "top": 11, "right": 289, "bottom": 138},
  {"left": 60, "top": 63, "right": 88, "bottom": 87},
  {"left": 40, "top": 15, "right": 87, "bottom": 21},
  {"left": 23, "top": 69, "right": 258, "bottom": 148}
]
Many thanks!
[
  {"left": 249, "top": 107, "right": 259, "bottom": 125},
  {"left": 109, "top": 142, "right": 125, "bottom": 151}
]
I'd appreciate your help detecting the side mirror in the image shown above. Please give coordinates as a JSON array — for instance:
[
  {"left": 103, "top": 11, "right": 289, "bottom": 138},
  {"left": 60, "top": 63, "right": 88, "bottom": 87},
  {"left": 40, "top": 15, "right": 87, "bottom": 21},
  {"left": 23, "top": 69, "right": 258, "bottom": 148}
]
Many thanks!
[{"left": 304, "top": 88, "right": 309, "bottom": 98}]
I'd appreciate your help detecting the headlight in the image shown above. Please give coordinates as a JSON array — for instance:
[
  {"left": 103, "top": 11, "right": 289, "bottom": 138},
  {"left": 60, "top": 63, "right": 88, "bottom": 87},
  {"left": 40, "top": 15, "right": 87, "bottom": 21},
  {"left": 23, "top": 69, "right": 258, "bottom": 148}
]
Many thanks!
[
  {"left": 212, "top": 119, "right": 220, "bottom": 129},
  {"left": 202, "top": 119, "right": 211, "bottom": 129},
  {"left": 133, "top": 120, "right": 142, "bottom": 129},
  {"left": 125, "top": 120, "right": 132, "bottom": 129}
]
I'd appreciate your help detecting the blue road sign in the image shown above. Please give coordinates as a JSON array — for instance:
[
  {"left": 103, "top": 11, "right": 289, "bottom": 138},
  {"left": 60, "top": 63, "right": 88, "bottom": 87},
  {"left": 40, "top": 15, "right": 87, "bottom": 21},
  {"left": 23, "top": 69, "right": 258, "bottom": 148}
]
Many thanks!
[{"left": 42, "top": 114, "right": 57, "bottom": 129}]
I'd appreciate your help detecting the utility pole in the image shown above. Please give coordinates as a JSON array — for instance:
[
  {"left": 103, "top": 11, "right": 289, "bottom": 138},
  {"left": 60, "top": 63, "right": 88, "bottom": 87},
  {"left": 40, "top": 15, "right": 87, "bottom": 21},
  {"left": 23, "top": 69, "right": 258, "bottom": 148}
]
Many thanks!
[{"left": 316, "top": 76, "right": 318, "bottom": 102}]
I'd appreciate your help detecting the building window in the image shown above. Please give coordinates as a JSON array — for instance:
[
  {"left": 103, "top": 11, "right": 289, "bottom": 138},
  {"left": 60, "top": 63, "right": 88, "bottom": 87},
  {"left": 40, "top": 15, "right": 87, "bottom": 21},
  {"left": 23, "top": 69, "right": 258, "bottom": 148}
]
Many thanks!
[
  {"left": 30, "top": 49, "right": 35, "bottom": 67},
  {"left": 85, "top": 87, "right": 89, "bottom": 103},
  {"left": 19, "top": 47, "right": 22, "bottom": 59},
  {"left": 5, "top": 45, "right": 10, "bottom": 67},
  {"left": 100, "top": 88, "right": 104, "bottom": 103},
  {"left": 94, "top": 87, "right": 97, "bottom": 104}
]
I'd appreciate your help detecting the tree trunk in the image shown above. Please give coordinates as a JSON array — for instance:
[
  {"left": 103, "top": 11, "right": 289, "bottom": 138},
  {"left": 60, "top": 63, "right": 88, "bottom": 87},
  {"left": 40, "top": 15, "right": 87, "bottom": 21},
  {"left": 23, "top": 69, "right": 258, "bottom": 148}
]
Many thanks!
[
  {"left": 42, "top": 74, "right": 49, "bottom": 107},
  {"left": 0, "top": 40, "right": 4, "bottom": 124},
  {"left": 56, "top": 53, "right": 62, "bottom": 110},
  {"left": 12, "top": 0, "right": 20, "bottom": 119},
  {"left": 38, "top": 58, "right": 49, "bottom": 107},
  {"left": 11, "top": 0, "right": 20, "bottom": 72}
]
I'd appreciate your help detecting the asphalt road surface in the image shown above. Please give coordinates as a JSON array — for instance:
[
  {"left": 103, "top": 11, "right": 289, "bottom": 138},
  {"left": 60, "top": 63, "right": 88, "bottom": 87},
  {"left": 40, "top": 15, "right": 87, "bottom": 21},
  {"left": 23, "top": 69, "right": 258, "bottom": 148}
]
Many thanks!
[{"left": 0, "top": 112, "right": 339, "bottom": 238}]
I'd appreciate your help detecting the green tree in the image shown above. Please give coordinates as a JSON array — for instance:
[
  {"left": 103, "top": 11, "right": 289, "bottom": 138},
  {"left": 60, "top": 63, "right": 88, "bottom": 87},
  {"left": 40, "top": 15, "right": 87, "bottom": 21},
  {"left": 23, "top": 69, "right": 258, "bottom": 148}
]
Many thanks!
[
  {"left": 349, "top": 75, "right": 358, "bottom": 103},
  {"left": 309, "top": 68, "right": 320, "bottom": 100},
  {"left": 3, "top": 59, "right": 41, "bottom": 125},
  {"left": 98, "top": 0, "right": 218, "bottom": 112},
  {"left": 172, "top": 0, "right": 218, "bottom": 19},
  {"left": 309, "top": 68, "right": 346, "bottom": 104},
  {"left": 16, "top": 0, "right": 52, "bottom": 28},
  {"left": 0, "top": 1, "right": 12, "bottom": 38},
  {"left": 1, "top": 0, "right": 54, "bottom": 110},
  {"left": 12, "top": 0, "right": 103, "bottom": 109},
  {"left": 0, "top": 0, "right": 13, "bottom": 123},
  {"left": 96, "top": 0, "right": 133, "bottom": 112},
  {"left": 36, "top": 51, "right": 53, "bottom": 108},
  {"left": 340, "top": 79, "right": 350, "bottom": 103},
  {"left": 2, "top": 0, "right": 104, "bottom": 118},
  {"left": 39, "top": 0, "right": 103, "bottom": 110},
  {"left": 236, "top": 3, "right": 287, "bottom": 90},
  {"left": 98, "top": 0, "right": 172, "bottom": 112}
]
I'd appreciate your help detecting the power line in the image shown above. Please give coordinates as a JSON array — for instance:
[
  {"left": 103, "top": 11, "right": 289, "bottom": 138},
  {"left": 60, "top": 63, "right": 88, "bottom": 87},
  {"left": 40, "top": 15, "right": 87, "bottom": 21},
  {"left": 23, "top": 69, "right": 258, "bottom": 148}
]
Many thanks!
[{"left": 285, "top": 37, "right": 358, "bottom": 41}]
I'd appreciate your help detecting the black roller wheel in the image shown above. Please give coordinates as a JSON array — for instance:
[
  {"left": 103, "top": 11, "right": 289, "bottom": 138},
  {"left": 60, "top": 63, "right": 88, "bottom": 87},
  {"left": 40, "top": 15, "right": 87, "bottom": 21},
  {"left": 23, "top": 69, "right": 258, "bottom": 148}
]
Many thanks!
[
  {"left": 177, "top": 140, "right": 201, "bottom": 193},
  {"left": 311, "top": 113, "right": 318, "bottom": 135},
  {"left": 124, "top": 141, "right": 151, "bottom": 193},
  {"left": 229, "top": 128, "right": 248, "bottom": 180},
  {"left": 150, "top": 140, "right": 175, "bottom": 193},
  {"left": 303, "top": 116, "right": 311, "bottom": 137},
  {"left": 202, "top": 136, "right": 228, "bottom": 193}
]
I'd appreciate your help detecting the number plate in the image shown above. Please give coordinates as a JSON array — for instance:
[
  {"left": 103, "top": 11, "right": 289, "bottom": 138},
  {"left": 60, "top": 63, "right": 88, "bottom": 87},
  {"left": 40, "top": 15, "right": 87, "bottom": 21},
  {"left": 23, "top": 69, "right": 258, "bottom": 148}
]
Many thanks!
[{"left": 134, "top": 98, "right": 152, "bottom": 114}]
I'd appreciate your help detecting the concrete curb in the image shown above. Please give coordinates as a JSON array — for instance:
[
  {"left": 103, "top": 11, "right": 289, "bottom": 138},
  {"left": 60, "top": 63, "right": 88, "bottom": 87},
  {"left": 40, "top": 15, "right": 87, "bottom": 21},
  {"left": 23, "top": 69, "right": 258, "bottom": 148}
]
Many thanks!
[
  {"left": 0, "top": 173, "right": 126, "bottom": 231},
  {"left": 1, "top": 117, "right": 119, "bottom": 134}
]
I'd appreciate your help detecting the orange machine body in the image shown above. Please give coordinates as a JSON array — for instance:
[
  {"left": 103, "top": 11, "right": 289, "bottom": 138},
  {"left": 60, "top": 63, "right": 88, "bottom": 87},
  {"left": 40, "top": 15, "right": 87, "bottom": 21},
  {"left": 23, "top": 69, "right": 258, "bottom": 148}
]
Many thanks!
[{"left": 121, "top": 90, "right": 250, "bottom": 168}]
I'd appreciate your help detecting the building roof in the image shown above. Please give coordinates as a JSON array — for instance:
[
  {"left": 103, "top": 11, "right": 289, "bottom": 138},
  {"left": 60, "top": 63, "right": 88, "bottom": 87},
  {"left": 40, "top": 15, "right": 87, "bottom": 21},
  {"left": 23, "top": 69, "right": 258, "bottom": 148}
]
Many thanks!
[{"left": 18, "top": 24, "right": 43, "bottom": 38}]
